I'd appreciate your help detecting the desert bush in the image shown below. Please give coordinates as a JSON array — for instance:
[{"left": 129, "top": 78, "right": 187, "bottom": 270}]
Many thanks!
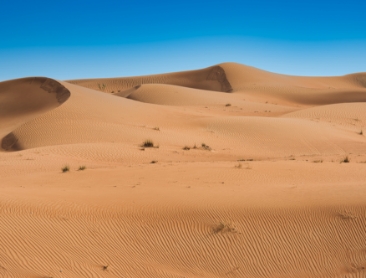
[
  {"left": 142, "top": 140, "right": 154, "bottom": 148},
  {"left": 201, "top": 143, "right": 211, "bottom": 150},
  {"left": 62, "top": 165, "right": 70, "bottom": 173},
  {"left": 341, "top": 156, "right": 350, "bottom": 163}
]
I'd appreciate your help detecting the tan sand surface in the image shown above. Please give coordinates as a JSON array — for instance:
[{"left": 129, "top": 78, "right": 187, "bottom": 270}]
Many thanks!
[{"left": 1, "top": 63, "right": 366, "bottom": 277}]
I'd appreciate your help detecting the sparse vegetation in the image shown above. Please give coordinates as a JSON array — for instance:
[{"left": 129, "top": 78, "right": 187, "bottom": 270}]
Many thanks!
[
  {"left": 225, "top": 103, "right": 231, "bottom": 107},
  {"left": 313, "top": 160, "right": 323, "bottom": 163},
  {"left": 235, "top": 163, "right": 242, "bottom": 169},
  {"left": 150, "top": 160, "right": 158, "bottom": 164},
  {"left": 102, "top": 265, "right": 109, "bottom": 271},
  {"left": 141, "top": 139, "right": 155, "bottom": 148},
  {"left": 78, "top": 165, "right": 86, "bottom": 171},
  {"left": 183, "top": 143, "right": 211, "bottom": 151},
  {"left": 238, "top": 158, "right": 254, "bottom": 162},
  {"left": 213, "top": 222, "right": 236, "bottom": 234},
  {"left": 98, "top": 83, "right": 106, "bottom": 91},
  {"left": 153, "top": 127, "right": 160, "bottom": 131},
  {"left": 62, "top": 165, "right": 70, "bottom": 173},
  {"left": 201, "top": 143, "right": 211, "bottom": 151},
  {"left": 360, "top": 130, "right": 363, "bottom": 135},
  {"left": 341, "top": 156, "right": 350, "bottom": 163}
]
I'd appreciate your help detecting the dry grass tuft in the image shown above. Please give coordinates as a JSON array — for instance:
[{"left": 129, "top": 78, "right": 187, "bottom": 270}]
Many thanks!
[
  {"left": 142, "top": 140, "right": 155, "bottom": 148},
  {"left": 201, "top": 143, "right": 211, "bottom": 151},
  {"left": 62, "top": 165, "right": 70, "bottom": 173},
  {"left": 341, "top": 156, "right": 350, "bottom": 163}
]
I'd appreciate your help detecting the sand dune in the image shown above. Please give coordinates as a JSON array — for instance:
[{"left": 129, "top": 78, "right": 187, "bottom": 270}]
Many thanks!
[
  {"left": 0, "top": 77, "right": 70, "bottom": 150},
  {"left": 1, "top": 63, "right": 366, "bottom": 277}
]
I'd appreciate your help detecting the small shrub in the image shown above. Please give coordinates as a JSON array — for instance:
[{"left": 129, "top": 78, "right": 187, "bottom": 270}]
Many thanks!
[
  {"left": 98, "top": 83, "right": 106, "bottom": 91},
  {"left": 150, "top": 160, "right": 158, "bottom": 164},
  {"left": 225, "top": 103, "right": 231, "bottom": 107},
  {"left": 235, "top": 163, "right": 242, "bottom": 169},
  {"left": 183, "top": 146, "right": 190, "bottom": 150},
  {"left": 360, "top": 130, "right": 363, "bottom": 135},
  {"left": 341, "top": 156, "right": 350, "bottom": 163},
  {"left": 62, "top": 165, "right": 70, "bottom": 173},
  {"left": 201, "top": 143, "right": 211, "bottom": 151},
  {"left": 78, "top": 165, "right": 86, "bottom": 171},
  {"left": 102, "top": 265, "right": 108, "bottom": 271},
  {"left": 142, "top": 140, "right": 154, "bottom": 148},
  {"left": 153, "top": 127, "right": 160, "bottom": 131}
]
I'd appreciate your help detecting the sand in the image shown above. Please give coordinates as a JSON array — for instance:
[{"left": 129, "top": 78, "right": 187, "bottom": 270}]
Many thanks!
[{"left": 1, "top": 62, "right": 366, "bottom": 277}]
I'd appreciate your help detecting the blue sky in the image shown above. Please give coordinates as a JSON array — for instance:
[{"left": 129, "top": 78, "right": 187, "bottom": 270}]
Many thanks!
[{"left": 1, "top": 0, "right": 366, "bottom": 81}]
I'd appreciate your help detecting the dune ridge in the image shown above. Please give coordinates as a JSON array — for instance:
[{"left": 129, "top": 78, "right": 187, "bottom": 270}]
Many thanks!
[
  {"left": 1, "top": 63, "right": 366, "bottom": 277},
  {"left": 69, "top": 65, "right": 233, "bottom": 93}
]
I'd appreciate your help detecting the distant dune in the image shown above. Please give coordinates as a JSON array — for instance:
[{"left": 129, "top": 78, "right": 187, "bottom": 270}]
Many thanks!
[{"left": 1, "top": 63, "right": 366, "bottom": 277}]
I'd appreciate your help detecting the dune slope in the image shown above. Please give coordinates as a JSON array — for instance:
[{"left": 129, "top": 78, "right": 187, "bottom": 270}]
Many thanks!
[
  {"left": 1, "top": 63, "right": 366, "bottom": 277},
  {"left": 0, "top": 77, "right": 70, "bottom": 151}
]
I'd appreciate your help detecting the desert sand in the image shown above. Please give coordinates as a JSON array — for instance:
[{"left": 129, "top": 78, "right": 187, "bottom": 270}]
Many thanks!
[{"left": 1, "top": 62, "right": 366, "bottom": 277}]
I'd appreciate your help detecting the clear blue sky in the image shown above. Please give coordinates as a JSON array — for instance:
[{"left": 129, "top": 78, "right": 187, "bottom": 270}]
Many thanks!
[{"left": 1, "top": 0, "right": 366, "bottom": 81}]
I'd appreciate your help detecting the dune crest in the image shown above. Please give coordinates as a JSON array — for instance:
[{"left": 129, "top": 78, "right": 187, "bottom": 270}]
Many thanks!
[{"left": 69, "top": 65, "right": 233, "bottom": 93}]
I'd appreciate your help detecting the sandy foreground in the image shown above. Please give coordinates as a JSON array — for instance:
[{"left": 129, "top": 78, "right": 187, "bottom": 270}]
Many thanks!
[{"left": 1, "top": 62, "right": 366, "bottom": 277}]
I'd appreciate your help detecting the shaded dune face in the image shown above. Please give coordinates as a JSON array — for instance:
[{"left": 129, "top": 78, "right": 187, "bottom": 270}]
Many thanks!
[
  {"left": 0, "top": 77, "right": 70, "bottom": 151},
  {"left": 206, "top": 66, "right": 232, "bottom": 92},
  {"left": 1, "top": 133, "right": 21, "bottom": 151},
  {"left": 351, "top": 73, "right": 366, "bottom": 88},
  {"left": 69, "top": 65, "right": 233, "bottom": 93}
]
